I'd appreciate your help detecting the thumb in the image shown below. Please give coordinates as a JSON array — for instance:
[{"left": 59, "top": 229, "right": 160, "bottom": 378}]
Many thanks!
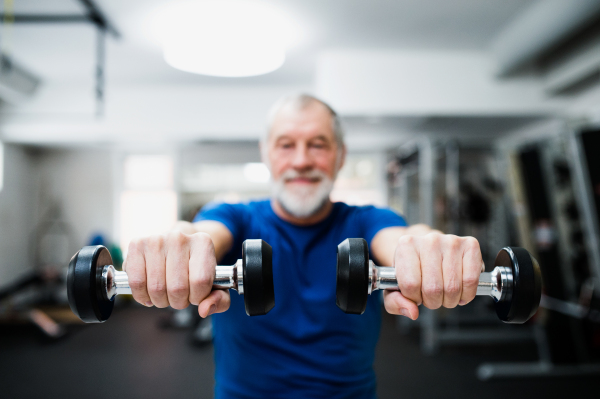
[
  {"left": 383, "top": 291, "right": 420, "bottom": 320},
  {"left": 198, "top": 290, "right": 231, "bottom": 318}
]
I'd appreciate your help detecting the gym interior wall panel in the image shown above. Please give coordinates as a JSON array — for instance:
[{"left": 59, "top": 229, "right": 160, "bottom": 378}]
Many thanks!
[
  {"left": 35, "top": 148, "right": 115, "bottom": 258},
  {"left": 179, "top": 142, "right": 262, "bottom": 167},
  {"left": 0, "top": 144, "right": 39, "bottom": 289}
]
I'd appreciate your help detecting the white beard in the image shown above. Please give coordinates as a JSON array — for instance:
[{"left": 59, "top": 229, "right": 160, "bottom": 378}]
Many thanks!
[{"left": 271, "top": 169, "right": 334, "bottom": 218}]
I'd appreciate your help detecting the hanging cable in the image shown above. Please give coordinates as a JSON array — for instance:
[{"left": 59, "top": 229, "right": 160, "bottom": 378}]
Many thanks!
[
  {"left": 1, "top": 0, "right": 14, "bottom": 71},
  {"left": 95, "top": 25, "right": 105, "bottom": 117}
]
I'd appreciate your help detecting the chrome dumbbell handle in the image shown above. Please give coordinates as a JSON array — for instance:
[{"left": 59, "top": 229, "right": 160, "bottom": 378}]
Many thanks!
[
  {"left": 100, "top": 260, "right": 244, "bottom": 301},
  {"left": 367, "top": 262, "right": 513, "bottom": 303}
]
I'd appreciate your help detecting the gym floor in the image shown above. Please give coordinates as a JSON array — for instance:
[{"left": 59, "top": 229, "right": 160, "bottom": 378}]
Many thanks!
[{"left": 0, "top": 306, "right": 596, "bottom": 399}]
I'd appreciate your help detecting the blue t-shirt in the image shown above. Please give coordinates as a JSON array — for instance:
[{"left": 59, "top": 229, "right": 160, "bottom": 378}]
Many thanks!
[{"left": 194, "top": 200, "right": 407, "bottom": 399}]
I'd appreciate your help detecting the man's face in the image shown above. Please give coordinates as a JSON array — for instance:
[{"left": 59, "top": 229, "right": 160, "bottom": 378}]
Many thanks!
[{"left": 264, "top": 102, "right": 345, "bottom": 218}]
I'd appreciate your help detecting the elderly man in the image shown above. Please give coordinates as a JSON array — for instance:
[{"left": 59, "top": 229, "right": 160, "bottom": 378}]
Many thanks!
[{"left": 123, "top": 94, "right": 483, "bottom": 398}]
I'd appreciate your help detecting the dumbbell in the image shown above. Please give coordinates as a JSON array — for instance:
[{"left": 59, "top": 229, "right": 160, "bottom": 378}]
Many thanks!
[
  {"left": 336, "top": 238, "right": 542, "bottom": 324},
  {"left": 67, "top": 239, "right": 275, "bottom": 323}
]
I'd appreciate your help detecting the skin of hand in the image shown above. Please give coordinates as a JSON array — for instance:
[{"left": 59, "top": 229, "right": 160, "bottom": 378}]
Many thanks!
[
  {"left": 371, "top": 225, "right": 484, "bottom": 320},
  {"left": 122, "top": 220, "right": 234, "bottom": 318}
]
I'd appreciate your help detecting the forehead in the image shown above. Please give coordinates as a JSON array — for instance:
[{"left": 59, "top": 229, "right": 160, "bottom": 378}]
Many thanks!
[{"left": 269, "top": 102, "right": 335, "bottom": 142}]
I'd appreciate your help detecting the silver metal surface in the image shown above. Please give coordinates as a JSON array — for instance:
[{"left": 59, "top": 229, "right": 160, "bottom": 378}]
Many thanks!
[
  {"left": 372, "top": 264, "right": 400, "bottom": 292},
  {"left": 476, "top": 266, "right": 511, "bottom": 301},
  {"left": 100, "top": 259, "right": 243, "bottom": 300},
  {"left": 235, "top": 259, "right": 244, "bottom": 295},
  {"left": 214, "top": 265, "right": 236, "bottom": 289},
  {"left": 368, "top": 263, "right": 512, "bottom": 301},
  {"left": 101, "top": 265, "right": 131, "bottom": 300}
]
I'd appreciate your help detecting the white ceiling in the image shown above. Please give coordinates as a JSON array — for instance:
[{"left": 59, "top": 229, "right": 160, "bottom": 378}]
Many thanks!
[
  {"left": 4, "top": 0, "right": 536, "bottom": 86},
  {"left": 4, "top": 0, "right": 573, "bottom": 148}
]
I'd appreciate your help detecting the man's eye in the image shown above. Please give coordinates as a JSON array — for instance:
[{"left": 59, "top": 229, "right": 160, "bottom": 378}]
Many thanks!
[
  {"left": 311, "top": 143, "right": 325, "bottom": 149},
  {"left": 280, "top": 143, "right": 293, "bottom": 149}
]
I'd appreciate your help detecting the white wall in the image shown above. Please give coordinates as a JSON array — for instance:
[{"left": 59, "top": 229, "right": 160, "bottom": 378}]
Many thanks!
[
  {"left": 0, "top": 144, "right": 38, "bottom": 288},
  {"left": 35, "top": 148, "right": 115, "bottom": 256},
  {"left": 316, "top": 50, "right": 566, "bottom": 116},
  {"left": 0, "top": 84, "right": 312, "bottom": 145}
]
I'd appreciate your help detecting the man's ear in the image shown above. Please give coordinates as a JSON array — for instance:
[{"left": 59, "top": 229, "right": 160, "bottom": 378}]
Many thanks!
[
  {"left": 336, "top": 145, "right": 347, "bottom": 172},
  {"left": 259, "top": 141, "right": 270, "bottom": 169}
]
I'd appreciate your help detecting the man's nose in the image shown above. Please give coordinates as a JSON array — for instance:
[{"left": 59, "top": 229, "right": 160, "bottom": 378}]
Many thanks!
[{"left": 291, "top": 145, "right": 313, "bottom": 170}]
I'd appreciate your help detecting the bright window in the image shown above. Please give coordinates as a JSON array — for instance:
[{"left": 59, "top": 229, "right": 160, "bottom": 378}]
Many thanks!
[{"left": 120, "top": 155, "right": 177, "bottom": 255}]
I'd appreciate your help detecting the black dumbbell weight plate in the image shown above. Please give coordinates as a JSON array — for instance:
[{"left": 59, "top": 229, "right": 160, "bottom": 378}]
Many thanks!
[
  {"left": 336, "top": 238, "right": 370, "bottom": 314},
  {"left": 494, "top": 247, "right": 542, "bottom": 324},
  {"left": 242, "top": 240, "right": 275, "bottom": 316},
  {"left": 67, "top": 245, "right": 114, "bottom": 323}
]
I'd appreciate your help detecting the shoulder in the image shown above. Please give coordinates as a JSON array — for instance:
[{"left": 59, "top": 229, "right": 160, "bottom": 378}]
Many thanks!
[
  {"left": 198, "top": 200, "right": 269, "bottom": 218},
  {"left": 334, "top": 202, "right": 407, "bottom": 227},
  {"left": 202, "top": 198, "right": 269, "bottom": 213},
  {"left": 335, "top": 202, "right": 401, "bottom": 217}
]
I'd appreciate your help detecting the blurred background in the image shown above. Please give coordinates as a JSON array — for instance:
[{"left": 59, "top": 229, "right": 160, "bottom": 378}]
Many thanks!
[{"left": 1, "top": 0, "right": 600, "bottom": 397}]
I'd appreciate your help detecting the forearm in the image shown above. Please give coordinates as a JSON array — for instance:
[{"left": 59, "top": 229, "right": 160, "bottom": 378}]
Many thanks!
[{"left": 171, "top": 220, "right": 233, "bottom": 262}]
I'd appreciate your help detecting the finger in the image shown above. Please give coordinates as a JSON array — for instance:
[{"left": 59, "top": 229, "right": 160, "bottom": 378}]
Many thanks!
[
  {"left": 125, "top": 239, "right": 152, "bottom": 307},
  {"left": 441, "top": 236, "right": 462, "bottom": 308},
  {"left": 166, "top": 232, "right": 191, "bottom": 310},
  {"left": 459, "top": 237, "right": 482, "bottom": 305},
  {"left": 394, "top": 235, "right": 422, "bottom": 305},
  {"left": 383, "top": 291, "right": 419, "bottom": 320},
  {"left": 145, "top": 235, "right": 169, "bottom": 308},
  {"left": 198, "top": 290, "right": 231, "bottom": 318},
  {"left": 188, "top": 233, "right": 216, "bottom": 305},
  {"left": 420, "top": 234, "right": 444, "bottom": 309}
]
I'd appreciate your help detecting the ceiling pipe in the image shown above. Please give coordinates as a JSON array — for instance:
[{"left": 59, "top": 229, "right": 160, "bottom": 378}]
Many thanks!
[{"left": 491, "top": 0, "right": 600, "bottom": 76}]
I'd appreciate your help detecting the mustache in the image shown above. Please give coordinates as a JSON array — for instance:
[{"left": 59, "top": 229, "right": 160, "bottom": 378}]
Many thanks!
[{"left": 278, "top": 169, "right": 327, "bottom": 182}]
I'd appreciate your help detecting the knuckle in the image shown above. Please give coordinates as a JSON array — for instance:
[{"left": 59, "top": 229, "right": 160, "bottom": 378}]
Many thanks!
[
  {"left": 424, "top": 233, "right": 441, "bottom": 249},
  {"left": 128, "top": 238, "right": 142, "bottom": 253},
  {"left": 463, "top": 236, "right": 480, "bottom": 251},
  {"left": 401, "top": 278, "right": 420, "bottom": 293},
  {"left": 129, "top": 277, "right": 146, "bottom": 291},
  {"left": 447, "top": 236, "right": 462, "bottom": 251},
  {"left": 147, "top": 235, "right": 165, "bottom": 252},
  {"left": 423, "top": 282, "right": 443, "bottom": 298},
  {"left": 168, "top": 230, "right": 188, "bottom": 247},
  {"left": 191, "top": 272, "right": 213, "bottom": 289},
  {"left": 194, "top": 232, "right": 214, "bottom": 249},
  {"left": 398, "top": 235, "right": 414, "bottom": 247},
  {"left": 148, "top": 281, "right": 166, "bottom": 295},
  {"left": 445, "top": 280, "right": 461, "bottom": 296},
  {"left": 168, "top": 282, "right": 189, "bottom": 298},
  {"left": 463, "top": 274, "right": 480, "bottom": 288}
]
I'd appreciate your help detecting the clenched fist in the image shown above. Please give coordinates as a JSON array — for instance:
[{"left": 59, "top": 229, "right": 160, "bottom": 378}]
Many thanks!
[
  {"left": 382, "top": 232, "right": 483, "bottom": 320},
  {"left": 122, "top": 231, "right": 230, "bottom": 317}
]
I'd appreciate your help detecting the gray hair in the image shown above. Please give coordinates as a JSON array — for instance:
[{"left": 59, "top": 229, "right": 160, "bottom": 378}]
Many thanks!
[{"left": 262, "top": 93, "right": 345, "bottom": 149}]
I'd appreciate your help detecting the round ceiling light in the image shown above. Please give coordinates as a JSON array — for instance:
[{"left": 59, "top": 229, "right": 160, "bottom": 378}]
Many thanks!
[{"left": 157, "top": 1, "right": 295, "bottom": 77}]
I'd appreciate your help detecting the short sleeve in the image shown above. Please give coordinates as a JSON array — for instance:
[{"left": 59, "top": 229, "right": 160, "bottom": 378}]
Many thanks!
[
  {"left": 359, "top": 206, "right": 407, "bottom": 246},
  {"left": 193, "top": 202, "right": 247, "bottom": 245}
]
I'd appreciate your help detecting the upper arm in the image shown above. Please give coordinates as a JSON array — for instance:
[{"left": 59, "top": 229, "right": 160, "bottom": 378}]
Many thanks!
[{"left": 192, "top": 220, "right": 234, "bottom": 262}]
